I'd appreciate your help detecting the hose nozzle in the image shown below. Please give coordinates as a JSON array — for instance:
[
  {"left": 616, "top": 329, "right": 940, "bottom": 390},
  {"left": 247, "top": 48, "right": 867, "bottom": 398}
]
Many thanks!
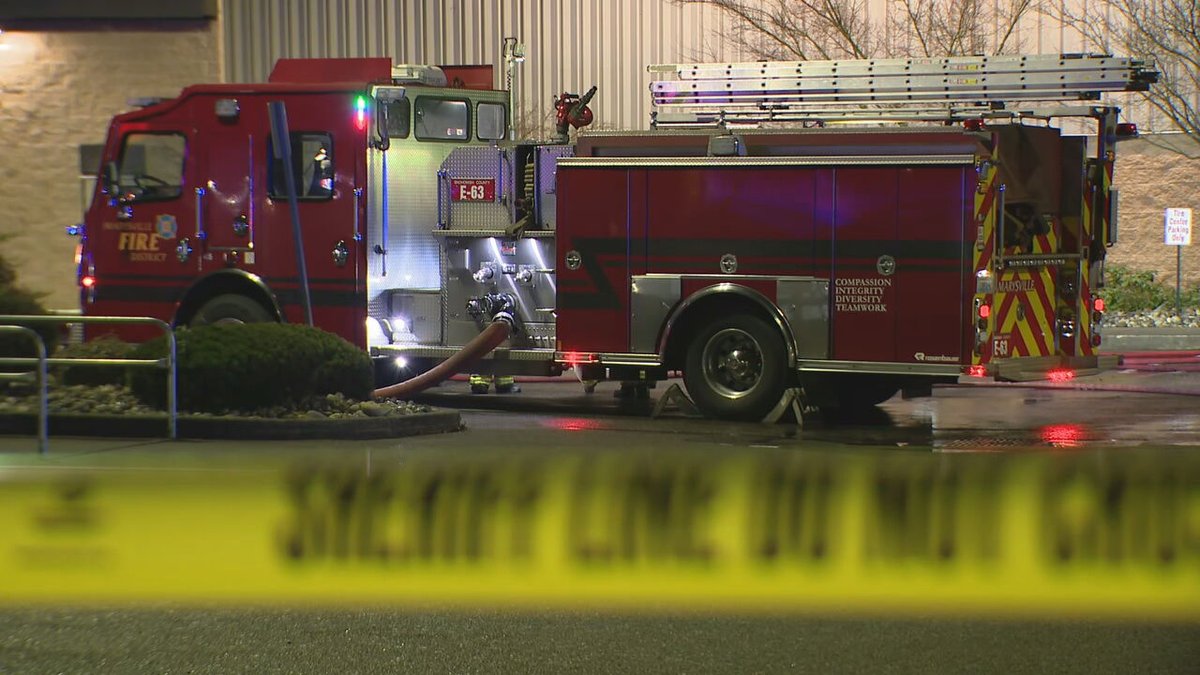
[{"left": 467, "top": 292, "right": 518, "bottom": 325}]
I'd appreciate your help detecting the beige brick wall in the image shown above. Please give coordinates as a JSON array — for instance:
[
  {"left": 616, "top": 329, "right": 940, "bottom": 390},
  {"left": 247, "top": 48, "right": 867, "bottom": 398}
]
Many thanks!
[
  {"left": 1109, "top": 137, "right": 1200, "bottom": 291},
  {"left": 0, "top": 23, "right": 219, "bottom": 310}
]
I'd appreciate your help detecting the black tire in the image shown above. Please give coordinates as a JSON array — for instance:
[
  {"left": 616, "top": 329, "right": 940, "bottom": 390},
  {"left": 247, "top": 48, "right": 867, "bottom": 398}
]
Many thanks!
[
  {"left": 683, "top": 313, "right": 789, "bottom": 421},
  {"left": 190, "top": 293, "right": 274, "bottom": 327}
]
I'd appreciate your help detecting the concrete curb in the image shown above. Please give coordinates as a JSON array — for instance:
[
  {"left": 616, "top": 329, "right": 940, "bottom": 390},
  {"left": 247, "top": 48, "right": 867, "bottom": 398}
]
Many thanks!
[{"left": 0, "top": 409, "right": 463, "bottom": 441}]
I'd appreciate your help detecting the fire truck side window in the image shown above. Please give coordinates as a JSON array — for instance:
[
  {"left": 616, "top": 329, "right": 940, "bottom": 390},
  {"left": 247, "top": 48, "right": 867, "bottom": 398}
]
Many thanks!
[
  {"left": 477, "top": 102, "right": 506, "bottom": 141},
  {"left": 117, "top": 133, "right": 186, "bottom": 202},
  {"left": 268, "top": 132, "right": 334, "bottom": 201},
  {"left": 414, "top": 97, "right": 469, "bottom": 141}
]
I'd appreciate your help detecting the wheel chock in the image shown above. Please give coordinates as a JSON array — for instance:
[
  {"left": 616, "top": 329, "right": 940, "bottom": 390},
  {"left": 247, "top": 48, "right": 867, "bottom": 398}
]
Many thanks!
[
  {"left": 651, "top": 383, "right": 700, "bottom": 418},
  {"left": 762, "top": 387, "right": 806, "bottom": 427}
]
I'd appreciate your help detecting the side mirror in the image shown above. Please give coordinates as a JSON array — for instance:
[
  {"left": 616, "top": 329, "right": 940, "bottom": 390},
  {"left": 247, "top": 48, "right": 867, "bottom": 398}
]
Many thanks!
[
  {"left": 372, "top": 89, "right": 407, "bottom": 151},
  {"left": 102, "top": 161, "right": 120, "bottom": 195},
  {"left": 373, "top": 102, "right": 390, "bottom": 151}
]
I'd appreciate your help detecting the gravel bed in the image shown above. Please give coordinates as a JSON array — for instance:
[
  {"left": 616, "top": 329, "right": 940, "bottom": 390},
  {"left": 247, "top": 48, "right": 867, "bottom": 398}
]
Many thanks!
[
  {"left": 1107, "top": 307, "right": 1200, "bottom": 328},
  {"left": 0, "top": 382, "right": 429, "bottom": 419}
]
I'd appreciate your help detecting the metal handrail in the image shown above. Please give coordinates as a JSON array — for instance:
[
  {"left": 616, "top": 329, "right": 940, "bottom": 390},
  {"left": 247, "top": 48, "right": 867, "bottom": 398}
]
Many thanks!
[
  {"left": 0, "top": 325, "right": 48, "bottom": 454},
  {"left": 0, "top": 315, "right": 177, "bottom": 446}
]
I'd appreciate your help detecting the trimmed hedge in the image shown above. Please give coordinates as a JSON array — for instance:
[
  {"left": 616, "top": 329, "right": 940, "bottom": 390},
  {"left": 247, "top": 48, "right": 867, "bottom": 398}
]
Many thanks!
[
  {"left": 54, "top": 335, "right": 139, "bottom": 386},
  {"left": 130, "top": 323, "right": 374, "bottom": 413}
]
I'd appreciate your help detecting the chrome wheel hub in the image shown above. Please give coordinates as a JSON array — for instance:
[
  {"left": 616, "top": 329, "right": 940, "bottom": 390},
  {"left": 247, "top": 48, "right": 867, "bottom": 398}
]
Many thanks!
[{"left": 702, "top": 328, "right": 764, "bottom": 399}]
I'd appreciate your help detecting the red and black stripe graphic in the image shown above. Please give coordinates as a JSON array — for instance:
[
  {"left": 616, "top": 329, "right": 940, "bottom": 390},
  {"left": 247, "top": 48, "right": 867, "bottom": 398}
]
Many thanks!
[
  {"left": 92, "top": 275, "right": 362, "bottom": 308},
  {"left": 560, "top": 236, "right": 968, "bottom": 309}
]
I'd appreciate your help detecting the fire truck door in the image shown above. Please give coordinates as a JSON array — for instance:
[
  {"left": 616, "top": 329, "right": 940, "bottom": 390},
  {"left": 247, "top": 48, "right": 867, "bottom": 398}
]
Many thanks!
[
  {"left": 197, "top": 116, "right": 255, "bottom": 269},
  {"left": 830, "top": 166, "right": 968, "bottom": 364},
  {"left": 893, "top": 166, "right": 969, "bottom": 364},
  {"left": 830, "top": 168, "right": 898, "bottom": 362},
  {"left": 95, "top": 125, "right": 195, "bottom": 274}
]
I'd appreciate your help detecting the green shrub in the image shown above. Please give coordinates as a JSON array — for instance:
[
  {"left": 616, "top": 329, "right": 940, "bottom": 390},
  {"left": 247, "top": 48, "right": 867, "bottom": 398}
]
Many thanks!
[
  {"left": 0, "top": 244, "right": 59, "bottom": 364},
  {"left": 0, "top": 244, "right": 17, "bottom": 288},
  {"left": 1104, "top": 264, "right": 1200, "bottom": 312},
  {"left": 54, "top": 335, "right": 139, "bottom": 386},
  {"left": 129, "top": 323, "right": 373, "bottom": 413}
]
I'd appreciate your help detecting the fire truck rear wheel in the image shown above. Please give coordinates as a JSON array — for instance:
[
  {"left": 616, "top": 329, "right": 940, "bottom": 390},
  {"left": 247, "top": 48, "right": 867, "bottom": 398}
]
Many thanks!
[
  {"left": 191, "top": 293, "right": 274, "bottom": 327},
  {"left": 684, "top": 313, "right": 787, "bottom": 421}
]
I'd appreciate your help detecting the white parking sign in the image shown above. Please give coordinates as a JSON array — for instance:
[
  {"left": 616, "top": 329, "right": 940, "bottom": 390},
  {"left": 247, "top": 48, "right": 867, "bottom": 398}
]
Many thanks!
[{"left": 1165, "top": 208, "right": 1192, "bottom": 245}]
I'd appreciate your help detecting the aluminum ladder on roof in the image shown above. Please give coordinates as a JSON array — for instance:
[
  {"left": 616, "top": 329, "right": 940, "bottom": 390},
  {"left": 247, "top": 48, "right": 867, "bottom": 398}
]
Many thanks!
[{"left": 648, "top": 53, "right": 1159, "bottom": 127}]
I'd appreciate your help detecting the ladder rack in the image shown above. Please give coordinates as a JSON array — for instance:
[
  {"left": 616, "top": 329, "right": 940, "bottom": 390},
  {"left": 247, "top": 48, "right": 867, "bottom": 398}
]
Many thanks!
[{"left": 648, "top": 53, "right": 1158, "bottom": 127}]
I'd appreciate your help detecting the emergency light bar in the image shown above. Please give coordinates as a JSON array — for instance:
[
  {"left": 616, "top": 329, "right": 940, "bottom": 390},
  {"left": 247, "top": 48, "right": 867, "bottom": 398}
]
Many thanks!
[
  {"left": 127, "top": 97, "right": 169, "bottom": 108},
  {"left": 391, "top": 64, "right": 448, "bottom": 87}
]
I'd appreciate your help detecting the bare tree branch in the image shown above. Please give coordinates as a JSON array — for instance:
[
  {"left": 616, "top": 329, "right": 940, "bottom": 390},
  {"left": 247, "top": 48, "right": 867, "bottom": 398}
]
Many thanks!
[
  {"left": 677, "top": 0, "right": 874, "bottom": 60},
  {"left": 995, "top": 1, "right": 1037, "bottom": 53},
  {"left": 898, "top": 0, "right": 934, "bottom": 56},
  {"left": 1051, "top": 0, "right": 1200, "bottom": 155},
  {"left": 678, "top": 0, "right": 1041, "bottom": 62},
  {"left": 891, "top": 0, "right": 1038, "bottom": 56}
]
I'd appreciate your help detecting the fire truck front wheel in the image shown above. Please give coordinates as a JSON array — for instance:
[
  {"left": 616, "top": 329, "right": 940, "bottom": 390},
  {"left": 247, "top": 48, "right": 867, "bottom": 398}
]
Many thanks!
[
  {"left": 191, "top": 293, "right": 275, "bottom": 327},
  {"left": 684, "top": 313, "right": 788, "bottom": 421}
]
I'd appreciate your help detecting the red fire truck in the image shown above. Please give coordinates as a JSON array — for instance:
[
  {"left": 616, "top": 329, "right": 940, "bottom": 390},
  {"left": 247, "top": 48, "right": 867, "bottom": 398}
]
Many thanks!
[{"left": 73, "top": 53, "right": 1156, "bottom": 420}]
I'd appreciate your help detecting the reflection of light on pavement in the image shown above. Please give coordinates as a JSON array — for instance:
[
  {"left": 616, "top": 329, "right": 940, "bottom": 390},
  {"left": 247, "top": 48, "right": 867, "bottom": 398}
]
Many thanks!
[
  {"left": 543, "top": 417, "right": 605, "bottom": 432},
  {"left": 1040, "top": 423, "right": 1087, "bottom": 448},
  {"left": 1047, "top": 368, "right": 1076, "bottom": 382}
]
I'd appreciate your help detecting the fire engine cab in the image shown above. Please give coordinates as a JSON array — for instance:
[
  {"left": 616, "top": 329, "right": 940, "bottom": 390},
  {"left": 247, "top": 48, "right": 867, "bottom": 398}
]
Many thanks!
[{"left": 74, "top": 53, "right": 1157, "bottom": 420}]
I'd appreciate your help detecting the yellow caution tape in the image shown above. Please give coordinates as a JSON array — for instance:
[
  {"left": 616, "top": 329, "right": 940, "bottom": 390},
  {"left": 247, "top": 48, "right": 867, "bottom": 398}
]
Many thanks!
[{"left": 1, "top": 451, "right": 1197, "bottom": 618}]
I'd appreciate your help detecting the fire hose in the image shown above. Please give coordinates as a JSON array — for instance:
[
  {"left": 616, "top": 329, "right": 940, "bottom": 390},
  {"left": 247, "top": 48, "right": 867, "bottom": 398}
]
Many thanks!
[
  {"left": 371, "top": 319, "right": 512, "bottom": 400},
  {"left": 371, "top": 299, "right": 516, "bottom": 400}
]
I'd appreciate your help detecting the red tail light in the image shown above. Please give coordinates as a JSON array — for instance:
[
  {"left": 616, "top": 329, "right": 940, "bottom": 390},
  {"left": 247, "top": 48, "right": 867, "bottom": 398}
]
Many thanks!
[
  {"left": 1093, "top": 297, "right": 1105, "bottom": 312},
  {"left": 978, "top": 303, "right": 991, "bottom": 319},
  {"left": 1116, "top": 122, "right": 1138, "bottom": 137},
  {"left": 80, "top": 275, "right": 96, "bottom": 289},
  {"left": 559, "top": 351, "right": 598, "bottom": 367},
  {"left": 967, "top": 365, "right": 987, "bottom": 378}
]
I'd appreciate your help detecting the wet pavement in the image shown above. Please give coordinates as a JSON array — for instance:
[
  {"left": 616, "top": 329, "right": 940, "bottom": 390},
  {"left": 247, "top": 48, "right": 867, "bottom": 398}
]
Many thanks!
[
  {"left": 1, "top": 362, "right": 1198, "bottom": 674},
  {"left": 0, "top": 607, "right": 1194, "bottom": 675},
  {"left": 2, "top": 360, "right": 1199, "bottom": 461}
]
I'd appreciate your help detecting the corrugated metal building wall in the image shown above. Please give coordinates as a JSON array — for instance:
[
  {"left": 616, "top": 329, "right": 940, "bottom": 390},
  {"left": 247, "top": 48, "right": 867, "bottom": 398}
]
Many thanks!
[
  {"left": 219, "top": 0, "right": 1159, "bottom": 133},
  {"left": 221, "top": 0, "right": 754, "bottom": 134}
]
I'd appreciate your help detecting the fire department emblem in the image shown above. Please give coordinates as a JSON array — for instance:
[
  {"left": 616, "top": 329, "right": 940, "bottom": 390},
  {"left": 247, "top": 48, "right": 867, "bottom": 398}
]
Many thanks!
[
  {"left": 155, "top": 214, "right": 178, "bottom": 240},
  {"left": 720, "top": 254, "right": 738, "bottom": 274},
  {"left": 876, "top": 255, "right": 896, "bottom": 276}
]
